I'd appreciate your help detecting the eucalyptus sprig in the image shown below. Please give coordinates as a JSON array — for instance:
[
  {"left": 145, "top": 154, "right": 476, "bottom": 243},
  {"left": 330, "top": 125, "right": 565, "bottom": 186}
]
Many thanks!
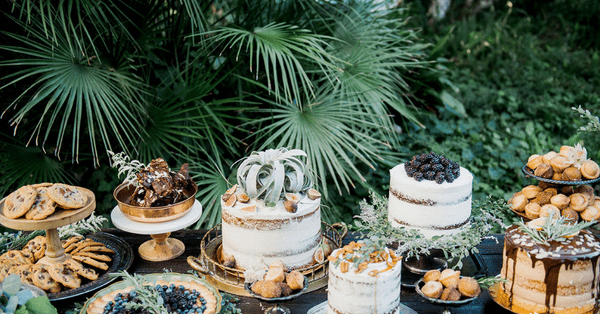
[
  {"left": 107, "top": 151, "right": 146, "bottom": 186},
  {"left": 354, "top": 192, "right": 506, "bottom": 269},
  {"left": 573, "top": 106, "right": 600, "bottom": 133},
  {"left": 477, "top": 276, "right": 507, "bottom": 290},
  {"left": 515, "top": 214, "right": 595, "bottom": 246}
]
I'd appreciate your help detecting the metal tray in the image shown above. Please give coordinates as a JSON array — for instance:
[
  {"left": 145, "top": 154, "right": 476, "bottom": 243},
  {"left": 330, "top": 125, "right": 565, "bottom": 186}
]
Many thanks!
[
  {"left": 522, "top": 165, "right": 600, "bottom": 186},
  {"left": 47, "top": 231, "right": 134, "bottom": 301}
]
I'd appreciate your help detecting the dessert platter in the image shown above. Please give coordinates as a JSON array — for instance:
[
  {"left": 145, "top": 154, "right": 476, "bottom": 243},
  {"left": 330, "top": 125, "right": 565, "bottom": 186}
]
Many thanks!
[
  {"left": 0, "top": 183, "right": 133, "bottom": 300},
  {"left": 414, "top": 269, "right": 482, "bottom": 314},
  {"left": 110, "top": 157, "right": 201, "bottom": 261}
]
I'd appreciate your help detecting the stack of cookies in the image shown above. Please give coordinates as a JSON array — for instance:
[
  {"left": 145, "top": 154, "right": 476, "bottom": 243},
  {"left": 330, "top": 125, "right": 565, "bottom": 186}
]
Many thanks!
[
  {"left": 0, "top": 235, "right": 114, "bottom": 294},
  {"left": 2, "top": 183, "right": 88, "bottom": 220}
]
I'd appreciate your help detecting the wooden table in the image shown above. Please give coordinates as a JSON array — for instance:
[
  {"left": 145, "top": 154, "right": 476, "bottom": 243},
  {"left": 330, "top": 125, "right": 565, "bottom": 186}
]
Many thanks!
[{"left": 52, "top": 229, "right": 512, "bottom": 314}]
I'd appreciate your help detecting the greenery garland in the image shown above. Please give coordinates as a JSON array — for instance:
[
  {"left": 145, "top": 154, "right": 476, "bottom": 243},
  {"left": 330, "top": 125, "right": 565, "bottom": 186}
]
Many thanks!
[{"left": 354, "top": 192, "right": 507, "bottom": 269}]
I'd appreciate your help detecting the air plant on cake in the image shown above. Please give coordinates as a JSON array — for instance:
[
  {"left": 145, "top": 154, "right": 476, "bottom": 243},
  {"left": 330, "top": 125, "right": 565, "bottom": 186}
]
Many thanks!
[{"left": 235, "top": 148, "right": 318, "bottom": 208}]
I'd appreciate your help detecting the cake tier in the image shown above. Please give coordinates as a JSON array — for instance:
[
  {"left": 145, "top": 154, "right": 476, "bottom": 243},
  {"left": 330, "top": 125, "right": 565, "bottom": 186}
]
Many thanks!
[
  {"left": 327, "top": 248, "right": 402, "bottom": 314},
  {"left": 387, "top": 163, "right": 473, "bottom": 238},
  {"left": 500, "top": 225, "right": 600, "bottom": 314},
  {"left": 221, "top": 195, "right": 321, "bottom": 270}
]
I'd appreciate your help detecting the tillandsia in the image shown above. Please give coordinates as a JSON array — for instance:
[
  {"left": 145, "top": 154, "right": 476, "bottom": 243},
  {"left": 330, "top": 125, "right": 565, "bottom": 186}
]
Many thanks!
[
  {"left": 235, "top": 148, "right": 313, "bottom": 206},
  {"left": 354, "top": 192, "right": 506, "bottom": 269},
  {"left": 516, "top": 213, "right": 596, "bottom": 246},
  {"left": 108, "top": 151, "right": 146, "bottom": 187}
]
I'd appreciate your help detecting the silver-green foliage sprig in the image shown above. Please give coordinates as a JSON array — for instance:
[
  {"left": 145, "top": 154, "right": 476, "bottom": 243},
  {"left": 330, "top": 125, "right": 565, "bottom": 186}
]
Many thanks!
[
  {"left": 354, "top": 192, "right": 506, "bottom": 269},
  {"left": 573, "top": 106, "right": 600, "bottom": 133},
  {"left": 109, "top": 271, "right": 167, "bottom": 314},
  {"left": 516, "top": 213, "right": 595, "bottom": 246},
  {"left": 107, "top": 151, "right": 146, "bottom": 187},
  {"left": 236, "top": 148, "right": 312, "bottom": 206}
]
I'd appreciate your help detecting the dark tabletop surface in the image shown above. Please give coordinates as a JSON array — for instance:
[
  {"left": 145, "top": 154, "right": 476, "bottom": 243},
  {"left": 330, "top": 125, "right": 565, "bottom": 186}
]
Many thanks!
[{"left": 52, "top": 229, "right": 512, "bottom": 314}]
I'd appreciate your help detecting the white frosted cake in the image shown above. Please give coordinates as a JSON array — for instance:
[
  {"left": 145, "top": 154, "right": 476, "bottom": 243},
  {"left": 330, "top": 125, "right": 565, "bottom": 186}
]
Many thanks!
[
  {"left": 388, "top": 153, "right": 473, "bottom": 238},
  {"left": 327, "top": 240, "right": 403, "bottom": 314},
  {"left": 220, "top": 148, "right": 322, "bottom": 271},
  {"left": 221, "top": 192, "right": 321, "bottom": 270}
]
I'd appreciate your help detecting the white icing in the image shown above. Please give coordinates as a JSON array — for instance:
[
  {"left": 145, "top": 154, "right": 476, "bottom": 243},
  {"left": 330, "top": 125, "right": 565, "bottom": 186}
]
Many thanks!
[
  {"left": 221, "top": 194, "right": 321, "bottom": 270},
  {"left": 387, "top": 163, "right": 473, "bottom": 238},
  {"left": 327, "top": 247, "right": 402, "bottom": 314}
]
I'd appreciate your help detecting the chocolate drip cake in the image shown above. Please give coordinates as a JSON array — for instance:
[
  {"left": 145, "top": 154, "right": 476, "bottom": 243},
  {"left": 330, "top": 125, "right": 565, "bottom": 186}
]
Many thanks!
[{"left": 499, "top": 225, "right": 600, "bottom": 314}]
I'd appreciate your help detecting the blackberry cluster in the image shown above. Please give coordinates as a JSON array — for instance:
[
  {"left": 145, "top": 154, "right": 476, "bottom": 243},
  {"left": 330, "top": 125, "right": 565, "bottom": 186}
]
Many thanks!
[
  {"left": 404, "top": 152, "right": 460, "bottom": 184},
  {"left": 102, "top": 284, "right": 208, "bottom": 314}
]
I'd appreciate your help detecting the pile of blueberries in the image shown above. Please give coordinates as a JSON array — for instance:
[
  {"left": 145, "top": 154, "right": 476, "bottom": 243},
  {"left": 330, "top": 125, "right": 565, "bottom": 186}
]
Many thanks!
[
  {"left": 101, "top": 284, "right": 208, "bottom": 314},
  {"left": 404, "top": 152, "right": 460, "bottom": 184}
]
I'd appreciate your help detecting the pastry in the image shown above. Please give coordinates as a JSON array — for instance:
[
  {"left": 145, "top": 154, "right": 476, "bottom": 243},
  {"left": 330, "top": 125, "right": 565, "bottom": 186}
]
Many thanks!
[
  {"left": 532, "top": 190, "right": 552, "bottom": 205},
  {"left": 581, "top": 160, "right": 600, "bottom": 180},
  {"left": 561, "top": 167, "right": 582, "bottom": 181},
  {"left": 574, "top": 185, "right": 595, "bottom": 204},
  {"left": 458, "top": 277, "right": 481, "bottom": 298},
  {"left": 580, "top": 206, "right": 598, "bottom": 222},
  {"left": 552, "top": 172, "right": 563, "bottom": 181},
  {"left": 285, "top": 271, "right": 304, "bottom": 290},
  {"left": 423, "top": 269, "right": 441, "bottom": 283},
  {"left": 252, "top": 280, "right": 281, "bottom": 298},
  {"left": 569, "top": 193, "right": 588, "bottom": 212},
  {"left": 421, "top": 280, "right": 443, "bottom": 299},
  {"left": 527, "top": 155, "right": 544, "bottom": 170},
  {"left": 521, "top": 185, "right": 541, "bottom": 199},
  {"left": 561, "top": 207, "right": 579, "bottom": 222},
  {"left": 525, "top": 203, "right": 541, "bottom": 219},
  {"left": 543, "top": 188, "right": 558, "bottom": 197},
  {"left": 559, "top": 145, "right": 574, "bottom": 157},
  {"left": 534, "top": 163, "right": 553, "bottom": 178},
  {"left": 550, "top": 155, "right": 572, "bottom": 173},
  {"left": 550, "top": 194, "right": 570, "bottom": 210},
  {"left": 440, "top": 287, "right": 462, "bottom": 301},
  {"left": 542, "top": 151, "right": 559, "bottom": 164},
  {"left": 510, "top": 195, "right": 528, "bottom": 212},
  {"left": 47, "top": 183, "right": 87, "bottom": 209},
  {"left": 3, "top": 185, "right": 37, "bottom": 219},
  {"left": 439, "top": 269, "right": 460, "bottom": 289},
  {"left": 25, "top": 187, "right": 57, "bottom": 220},
  {"left": 540, "top": 204, "right": 560, "bottom": 219}
]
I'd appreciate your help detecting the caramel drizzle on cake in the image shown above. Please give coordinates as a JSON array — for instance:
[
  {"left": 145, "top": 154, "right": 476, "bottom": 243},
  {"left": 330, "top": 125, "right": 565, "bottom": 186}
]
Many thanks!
[
  {"left": 389, "top": 188, "right": 471, "bottom": 206},
  {"left": 503, "top": 225, "right": 600, "bottom": 312}
]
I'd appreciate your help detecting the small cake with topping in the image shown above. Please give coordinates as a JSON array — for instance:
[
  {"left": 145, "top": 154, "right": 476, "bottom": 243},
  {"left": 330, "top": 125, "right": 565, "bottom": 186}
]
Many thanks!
[
  {"left": 220, "top": 148, "right": 322, "bottom": 271},
  {"left": 387, "top": 152, "right": 473, "bottom": 238},
  {"left": 128, "top": 158, "right": 192, "bottom": 207},
  {"left": 326, "top": 239, "right": 403, "bottom": 314},
  {"left": 498, "top": 217, "right": 600, "bottom": 314}
]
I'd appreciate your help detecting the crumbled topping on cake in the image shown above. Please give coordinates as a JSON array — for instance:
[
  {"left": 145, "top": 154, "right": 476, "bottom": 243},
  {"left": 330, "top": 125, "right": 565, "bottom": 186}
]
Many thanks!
[{"left": 328, "top": 238, "right": 402, "bottom": 277}]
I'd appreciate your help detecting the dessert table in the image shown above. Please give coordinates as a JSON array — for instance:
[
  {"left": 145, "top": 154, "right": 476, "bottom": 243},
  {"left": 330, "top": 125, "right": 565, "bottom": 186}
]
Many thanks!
[{"left": 51, "top": 229, "right": 512, "bottom": 314}]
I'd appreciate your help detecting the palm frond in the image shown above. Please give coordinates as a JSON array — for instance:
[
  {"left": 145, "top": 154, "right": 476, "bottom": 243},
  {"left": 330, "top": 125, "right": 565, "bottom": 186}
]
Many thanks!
[
  {"left": 0, "top": 134, "right": 75, "bottom": 197},
  {"left": 208, "top": 22, "right": 341, "bottom": 106},
  {"left": 0, "top": 10, "right": 147, "bottom": 166},
  {"left": 189, "top": 152, "right": 231, "bottom": 229}
]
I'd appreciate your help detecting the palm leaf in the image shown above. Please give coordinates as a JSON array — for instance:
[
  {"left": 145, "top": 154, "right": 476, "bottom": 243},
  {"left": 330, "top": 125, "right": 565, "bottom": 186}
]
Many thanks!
[{"left": 0, "top": 10, "right": 147, "bottom": 166}]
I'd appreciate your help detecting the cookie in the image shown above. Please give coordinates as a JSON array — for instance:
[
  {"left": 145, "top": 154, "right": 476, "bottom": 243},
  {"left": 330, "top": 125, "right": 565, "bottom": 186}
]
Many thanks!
[
  {"left": 25, "top": 235, "right": 46, "bottom": 260},
  {"left": 70, "top": 240, "right": 105, "bottom": 255},
  {"left": 75, "top": 251, "right": 112, "bottom": 262},
  {"left": 20, "top": 248, "right": 37, "bottom": 264},
  {"left": 25, "top": 187, "right": 57, "bottom": 220},
  {"left": 62, "top": 235, "right": 83, "bottom": 248},
  {"left": 11, "top": 264, "right": 35, "bottom": 286},
  {"left": 71, "top": 255, "right": 109, "bottom": 271},
  {"left": 48, "top": 263, "right": 81, "bottom": 289},
  {"left": 63, "top": 258, "right": 99, "bottom": 280},
  {"left": 32, "top": 265, "right": 61, "bottom": 293},
  {"left": 80, "top": 246, "right": 115, "bottom": 254},
  {"left": 47, "top": 184, "right": 87, "bottom": 209},
  {"left": 3, "top": 185, "right": 37, "bottom": 219},
  {"left": 1, "top": 250, "right": 32, "bottom": 265}
]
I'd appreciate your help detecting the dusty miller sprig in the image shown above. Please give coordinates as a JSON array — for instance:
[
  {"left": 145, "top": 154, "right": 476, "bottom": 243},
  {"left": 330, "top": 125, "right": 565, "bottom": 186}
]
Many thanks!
[
  {"left": 354, "top": 191, "right": 506, "bottom": 269},
  {"left": 515, "top": 213, "right": 595, "bottom": 246},
  {"left": 107, "top": 151, "right": 146, "bottom": 186},
  {"left": 573, "top": 106, "right": 600, "bottom": 133}
]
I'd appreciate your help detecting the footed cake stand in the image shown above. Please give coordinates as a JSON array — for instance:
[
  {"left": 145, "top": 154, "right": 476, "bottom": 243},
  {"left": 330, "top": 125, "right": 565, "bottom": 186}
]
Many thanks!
[
  {"left": 111, "top": 200, "right": 202, "bottom": 261},
  {"left": 0, "top": 184, "right": 96, "bottom": 265}
]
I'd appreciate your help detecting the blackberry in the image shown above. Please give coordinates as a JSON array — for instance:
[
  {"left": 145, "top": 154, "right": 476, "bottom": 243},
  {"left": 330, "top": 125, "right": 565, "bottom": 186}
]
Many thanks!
[
  {"left": 432, "top": 164, "right": 443, "bottom": 172},
  {"left": 406, "top": 168, "right": 416, "bottom": 177},
  {"left": 424, "top": 171, "right": 436, "bottom": 180},
  {"left": 420, "top": 164, "right": 432, "bottom": 172},
  {"left": 435, "top": 173, "right": 445, "bottom": 184},
  {"left": 412, "top": 160, "right": 421, "bottom": 168},
  {"left": 413, "top": 172, "right": 424, "bottom": 181},
  {"left": 445, "top": 173, "right": 456, "bottom": 183}
]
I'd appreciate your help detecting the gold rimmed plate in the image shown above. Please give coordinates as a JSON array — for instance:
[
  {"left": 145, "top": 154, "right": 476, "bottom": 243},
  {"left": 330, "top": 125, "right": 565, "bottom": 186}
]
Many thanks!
[{"left": 113, "top": 182, "right": 197, "bottom": 223}]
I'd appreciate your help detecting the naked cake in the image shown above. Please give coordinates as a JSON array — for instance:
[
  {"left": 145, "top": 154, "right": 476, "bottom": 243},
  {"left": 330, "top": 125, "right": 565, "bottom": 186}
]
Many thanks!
[
  {"left": 220, "top": 148, "right": 322, "bottom": 271},
  {"left": 388, "top": 152, "right": 473, "bottom": 238}
]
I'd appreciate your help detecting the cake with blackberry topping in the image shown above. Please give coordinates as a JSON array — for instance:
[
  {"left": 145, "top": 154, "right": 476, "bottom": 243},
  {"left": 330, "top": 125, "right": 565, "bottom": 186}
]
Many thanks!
[
  {"left": 220, "top": 148, "right": 322, "bottom": 271},
  {"left": 387, "top": 152, "right": 473, "bottom": 238}
]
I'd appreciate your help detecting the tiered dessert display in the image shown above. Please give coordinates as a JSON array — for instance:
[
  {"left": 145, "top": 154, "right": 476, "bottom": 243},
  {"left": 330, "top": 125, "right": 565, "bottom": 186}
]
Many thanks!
[
  {"left": 110, "top": 156, "right": 201, "bottom": 261},
  {"left": 510, "top": 145, "right": 600, "bottom": 222},
  {"left": 354, "top": 152, "right": 498, "bottom": 287},
  {"left": 187, "top": 148, "right": 346, "bottom": 296},
  {"left": 0, "top": 183, "right": 133, "bottom": 300},
  {"left": 326, "top": 238, "right": 403, "bottom": 314},
  {"left": 491, "top": 216, "right": 599, "bottom": 314}
]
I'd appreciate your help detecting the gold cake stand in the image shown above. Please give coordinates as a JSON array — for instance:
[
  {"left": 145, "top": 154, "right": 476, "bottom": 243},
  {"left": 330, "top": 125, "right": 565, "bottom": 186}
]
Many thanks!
[{"left": 187, "top": 222, "right": 347, "bottom": 296}]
